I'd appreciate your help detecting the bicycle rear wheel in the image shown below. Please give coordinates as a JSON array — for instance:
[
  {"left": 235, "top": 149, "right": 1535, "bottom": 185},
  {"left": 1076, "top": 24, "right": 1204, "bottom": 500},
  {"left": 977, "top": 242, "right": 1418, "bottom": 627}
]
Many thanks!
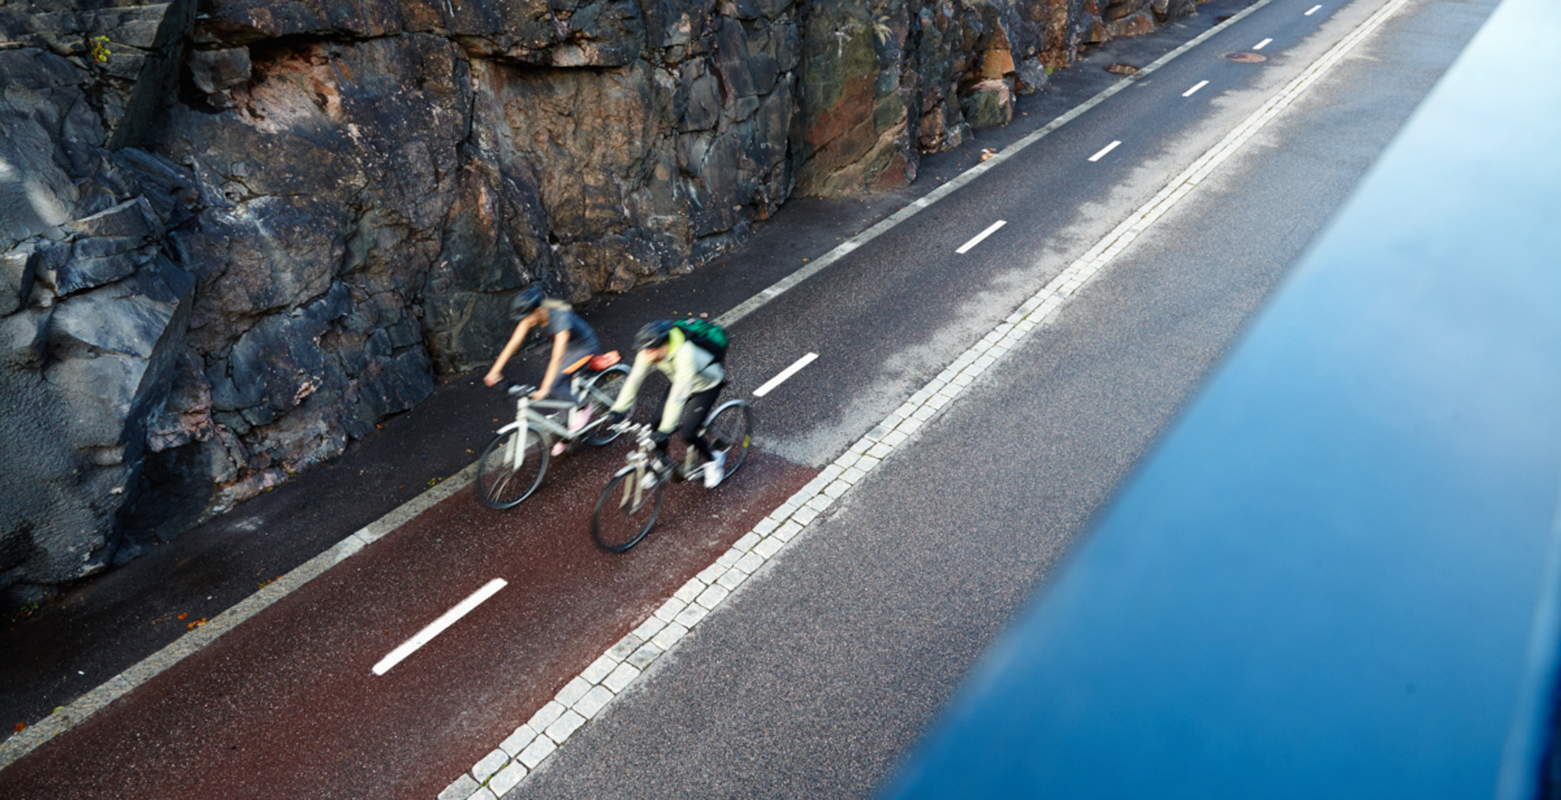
[
  {"left": 591, "top": 468, "right": 665, "bottom": 553},
  {"left": 702, "top": 400, "right": 753, "bottom": 481},
  {"left": 581, "top": 364, "right": 632, "bottom": 447},
  {"left": 476, "top": 426, "right": 548, "bottom": 509}
]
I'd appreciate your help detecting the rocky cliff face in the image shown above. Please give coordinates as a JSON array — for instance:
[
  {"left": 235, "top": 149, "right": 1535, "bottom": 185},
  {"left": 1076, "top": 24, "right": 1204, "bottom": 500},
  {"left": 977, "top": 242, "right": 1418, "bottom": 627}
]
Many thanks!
[{"left": 0, "top": 0, "right": 1195, "bottom": 603}]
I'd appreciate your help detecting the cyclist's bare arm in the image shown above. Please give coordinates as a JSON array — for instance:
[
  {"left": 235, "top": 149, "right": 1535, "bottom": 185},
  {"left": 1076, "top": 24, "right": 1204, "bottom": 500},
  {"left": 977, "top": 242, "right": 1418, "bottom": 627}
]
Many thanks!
[
  {"left": 531, "top": 331, "right": 571, "bottom": 401},
  {"left": 485, "top": 318, "right": 536, "bottom": 386}
]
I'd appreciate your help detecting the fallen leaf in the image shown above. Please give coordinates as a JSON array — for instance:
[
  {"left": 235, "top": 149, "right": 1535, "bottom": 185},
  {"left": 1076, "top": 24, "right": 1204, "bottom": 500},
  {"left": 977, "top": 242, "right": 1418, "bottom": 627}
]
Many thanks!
[
  {"left": 13, "top": 722, "right": 25, "bottom": 733},
  {"left": 187, "top": 618, "right": 207, "bottom": 630},
  {"left": 177, "top": 612, "right": 188, "bottom": 620}
]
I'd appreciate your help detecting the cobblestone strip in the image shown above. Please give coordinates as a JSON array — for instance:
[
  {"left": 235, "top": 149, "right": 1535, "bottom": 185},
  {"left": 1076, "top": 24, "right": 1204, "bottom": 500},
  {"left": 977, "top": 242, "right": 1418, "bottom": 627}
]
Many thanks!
[{"left": 440, "top": 1, "right": 1412, "bottom": 794}]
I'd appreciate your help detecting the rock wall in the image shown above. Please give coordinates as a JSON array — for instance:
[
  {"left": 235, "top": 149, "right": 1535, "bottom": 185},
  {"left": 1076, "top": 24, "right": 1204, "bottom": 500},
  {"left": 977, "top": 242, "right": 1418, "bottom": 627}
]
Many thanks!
[{"left": 0, "top": 0, "right": 1195, "bottom": 602}]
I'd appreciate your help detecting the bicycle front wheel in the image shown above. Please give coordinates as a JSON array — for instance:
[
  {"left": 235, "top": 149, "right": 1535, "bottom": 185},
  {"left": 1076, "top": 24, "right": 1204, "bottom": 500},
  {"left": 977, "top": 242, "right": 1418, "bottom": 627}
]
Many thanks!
[
  {"left": 581, "top": 364, "right": 632, "bottom": 447},
  {"left": 591, "top": 468, "right": 665, "bottom": 553},
  {"left": 703, "top": 400, "right": 753, "bottom": 480},
  {"left": 476, "top": 426, "right": 548, "bottom": 509}
]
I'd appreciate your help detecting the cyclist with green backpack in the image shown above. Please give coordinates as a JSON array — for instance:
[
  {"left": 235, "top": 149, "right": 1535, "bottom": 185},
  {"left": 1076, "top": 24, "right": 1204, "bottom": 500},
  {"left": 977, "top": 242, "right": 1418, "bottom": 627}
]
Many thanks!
[{"left": 605, "top": 319, "right": 729, "bottom": 488}]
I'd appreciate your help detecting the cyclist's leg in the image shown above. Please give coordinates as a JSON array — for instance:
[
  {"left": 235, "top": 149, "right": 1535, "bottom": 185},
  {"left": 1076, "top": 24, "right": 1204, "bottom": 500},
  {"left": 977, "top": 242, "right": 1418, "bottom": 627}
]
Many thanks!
[
  {"left": 550, "top": 349, "right": 597, "bottom": 453},
  {"left": 548, "top": 347, "right": 596, "bottom": 404},
  {"left": 678, "top": 384, "right": 723, "bottom": 461}
]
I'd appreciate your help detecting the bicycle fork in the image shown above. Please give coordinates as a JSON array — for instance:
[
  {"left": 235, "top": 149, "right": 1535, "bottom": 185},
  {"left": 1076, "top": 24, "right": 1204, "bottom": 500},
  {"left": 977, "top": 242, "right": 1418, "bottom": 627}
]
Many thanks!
[
  {"left": 506, "top": 394, "right": 532, "bottom": 471},
  {"left": 620, "top": 427, "right": 659, "bottom": 511}
]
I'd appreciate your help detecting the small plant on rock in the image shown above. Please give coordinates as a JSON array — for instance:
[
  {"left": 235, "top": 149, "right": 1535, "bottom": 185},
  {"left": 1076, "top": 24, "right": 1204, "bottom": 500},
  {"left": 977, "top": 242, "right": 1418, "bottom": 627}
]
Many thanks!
[{"left": 88, "top": 36, "right": 111, "bottom": 63}]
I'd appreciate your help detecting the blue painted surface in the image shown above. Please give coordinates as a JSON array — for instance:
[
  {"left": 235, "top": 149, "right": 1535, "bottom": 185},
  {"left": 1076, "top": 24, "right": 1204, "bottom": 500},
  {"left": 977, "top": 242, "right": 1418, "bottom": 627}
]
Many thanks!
[{"left": 884, "top": 0, "right": 1561, "bottom": 796}]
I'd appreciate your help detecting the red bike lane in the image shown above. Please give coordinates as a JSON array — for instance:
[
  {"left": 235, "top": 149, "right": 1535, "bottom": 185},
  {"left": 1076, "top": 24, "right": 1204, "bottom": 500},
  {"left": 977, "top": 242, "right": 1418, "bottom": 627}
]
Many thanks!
[{"left": 0, "top": 447, "right": 815, "bottom": 799}]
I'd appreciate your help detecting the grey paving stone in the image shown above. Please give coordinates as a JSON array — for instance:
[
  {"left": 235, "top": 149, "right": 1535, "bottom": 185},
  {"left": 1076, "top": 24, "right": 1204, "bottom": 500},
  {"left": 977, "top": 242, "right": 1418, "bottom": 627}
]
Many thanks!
[
  {"left": 554, "top": 677, "right": 590, "bottom": 707},
  {"left": 651, "top": 622, "right": 688, "bottom": 649},
  {"left": 499, "top": 724, "right": 538, "bottom": 758},
  {"left": 674, "top": 603, "right": 709, "bottom": 628},
  {"left": 717, "top": 566, "right": 749, "bottom": 589},
  {"left": 489, "top": 762, "right": 528, "bottom": 797},
  {"left": 580, "top": 654, "right": 616, "bottom": 684},
  {"left": 735, "top": 552, "right": 765, "bottom": 574},
  {"left": 518, "top": 736, "right": 557, "bottom": 769},
  {"left": 526, "top": 701, "right": 565, "bottom": 732},
  {"left": 695, "top": 583, "right": 730, "bottom": 609},
  {"left": 472, "top": 749, "right": 511, "bottom": 783},
  {"left": 607, "top": 633, "right": 643, "bottom": 661},
  {"left": 439, "top": 775, "right": 480, "bottom": 800},
  {"left": 633, "top": 614, "right": 667, "bottom": 640},
  {"left": 627, "top": 641, "right": 664, "bottom": 669},
  {"left": 545, "top": 709, "right": 586, "bottom": 743},
  {"left": 573, "top": 685, "right": 614, "bottom": 719},
  {"left": 604, "top": 662, "right": 641, "bottom": 693},
  {"left": 755, "top": 537, "right": 784, "bottom": 559}
]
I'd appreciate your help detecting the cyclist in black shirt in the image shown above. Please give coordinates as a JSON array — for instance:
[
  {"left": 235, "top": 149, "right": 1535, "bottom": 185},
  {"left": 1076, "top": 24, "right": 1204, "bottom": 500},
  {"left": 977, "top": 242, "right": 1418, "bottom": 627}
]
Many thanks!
[{"left": 484, "top": 285, "right": 601, "bottom": 452}]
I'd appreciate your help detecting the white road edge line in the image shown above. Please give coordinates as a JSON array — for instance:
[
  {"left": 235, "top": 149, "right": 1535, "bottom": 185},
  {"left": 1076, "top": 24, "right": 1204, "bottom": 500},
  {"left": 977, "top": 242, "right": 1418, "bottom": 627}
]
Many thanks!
[
  {"left": 372, "top": 579, "right": 508, "bottom": 676},
  {"left": 1088, "top": 141, "right": 1123, "bottom": 162},
  {"left": 1307, "top": 4, "right": 1323, "bottom": 14},
  {"left": 1255, "top": 37, "right": 1274, "bottom": 49},
  {"left": 956, "top": 221, "right": 1007, "bottom": 255},
  {"left": 1183, "top": 80, "right": 1210, "bottom": 97},
  {"left": 752, "top": 353, "right": 819, "bottom": 398},
  {"left": 444, "top": 0, "right": 1413, "bottom": 795},
  {"left": 0, "top": 0, "right": 1287, "bottom": 775}
]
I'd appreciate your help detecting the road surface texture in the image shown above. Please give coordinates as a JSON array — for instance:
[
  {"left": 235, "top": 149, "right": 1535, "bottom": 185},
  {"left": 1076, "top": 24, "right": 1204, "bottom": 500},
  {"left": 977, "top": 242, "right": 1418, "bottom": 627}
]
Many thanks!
[{"left": 0, "top": 0, "right": 1498, "bottom": 796}]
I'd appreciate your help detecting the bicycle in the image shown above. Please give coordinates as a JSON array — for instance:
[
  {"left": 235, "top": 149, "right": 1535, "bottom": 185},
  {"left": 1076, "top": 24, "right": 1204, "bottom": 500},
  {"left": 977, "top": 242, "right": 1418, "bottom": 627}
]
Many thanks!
[
  {"left": 590, "top": 398, "right": 753, "bottom": 553},
  {"left": 475, "top": 353, "right": 636, "bottom": 509}
]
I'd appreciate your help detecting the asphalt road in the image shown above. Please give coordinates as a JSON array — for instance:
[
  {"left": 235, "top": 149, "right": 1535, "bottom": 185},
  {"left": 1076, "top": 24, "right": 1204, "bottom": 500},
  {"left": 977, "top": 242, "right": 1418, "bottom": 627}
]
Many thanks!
[
  {"left": 0, "top": 0, "right": 1281, "bottom": 738},
  {"left": 0, "top": 0, "right": 1499, "bottom": 795}
]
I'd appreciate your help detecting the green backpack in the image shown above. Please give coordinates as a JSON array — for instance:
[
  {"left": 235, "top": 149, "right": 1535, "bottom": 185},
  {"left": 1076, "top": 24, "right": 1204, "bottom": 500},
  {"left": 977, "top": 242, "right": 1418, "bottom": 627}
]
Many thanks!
[{"left": 674, "top": 319, "right": 729, "bottom": 361}]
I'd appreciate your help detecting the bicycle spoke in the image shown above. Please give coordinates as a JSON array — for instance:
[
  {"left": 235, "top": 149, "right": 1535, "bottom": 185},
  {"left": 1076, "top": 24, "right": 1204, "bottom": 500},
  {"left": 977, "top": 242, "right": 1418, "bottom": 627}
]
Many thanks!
[{"left": 476, "top": 427, "right": 548, "bottom": 509}]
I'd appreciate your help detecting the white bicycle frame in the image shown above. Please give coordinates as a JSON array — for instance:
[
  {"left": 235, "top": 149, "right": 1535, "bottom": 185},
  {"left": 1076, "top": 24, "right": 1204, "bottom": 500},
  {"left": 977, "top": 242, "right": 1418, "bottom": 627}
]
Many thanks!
[
  {"left": 496, "top": 374, "right": 613, "bottom": 470},
  {"left": 611, "top": 423, "right": 665, "bottom": 512}
]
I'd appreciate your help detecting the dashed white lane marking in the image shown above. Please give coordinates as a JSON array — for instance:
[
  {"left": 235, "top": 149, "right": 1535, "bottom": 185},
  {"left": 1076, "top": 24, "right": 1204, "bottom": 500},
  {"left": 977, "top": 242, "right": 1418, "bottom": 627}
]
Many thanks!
[
  {"left": 1306, "top": 4, "right": 1323, "bottom": 14},
  {"left": 1183, "top": 80, "right": 1210, "bottom": 97},
  {"left": 956, "top": 220, "right": 1008, "bottom": 254},
  {"left": 752, "top": 353, "right": 819, "bottom": 398},
  {"left": 372, "top": 579, "right": 507, "bottom": 676},
  {"left": 1088, "top": 140, "right": 1123, "bottom": 162},
  {"left": 1255, "top": 37, "right": 1274, "bottom": 49},
  {"left": 442, "top": 0, "right": 1416, "bottom": 793}
]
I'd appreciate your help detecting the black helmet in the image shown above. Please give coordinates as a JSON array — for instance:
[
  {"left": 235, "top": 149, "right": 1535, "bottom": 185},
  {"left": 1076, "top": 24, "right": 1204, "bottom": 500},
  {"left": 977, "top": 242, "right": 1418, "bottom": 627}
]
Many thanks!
[
  {"left": 509, "top": 285, "right": 547, "bottom": 321},
  {"left": 634, "top": 320, "right": 676, "bottom": 350}
]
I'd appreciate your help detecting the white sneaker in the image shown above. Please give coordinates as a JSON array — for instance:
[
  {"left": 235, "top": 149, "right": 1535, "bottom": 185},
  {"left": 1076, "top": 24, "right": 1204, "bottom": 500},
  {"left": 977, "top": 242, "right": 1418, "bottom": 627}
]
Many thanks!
[{"left": 703, "top": 451, "right": 726, "bottom": 488}]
